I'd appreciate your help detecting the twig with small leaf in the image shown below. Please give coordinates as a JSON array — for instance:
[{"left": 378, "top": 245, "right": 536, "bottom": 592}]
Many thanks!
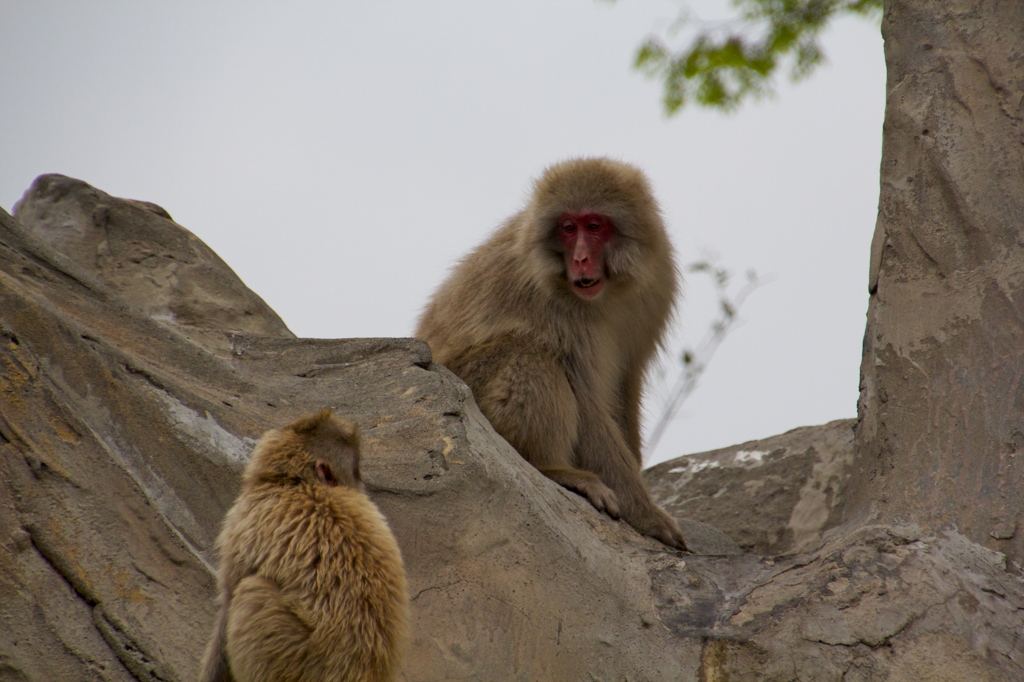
[{"left": 647, "top": 257, "right": 767, "bottom": 453}]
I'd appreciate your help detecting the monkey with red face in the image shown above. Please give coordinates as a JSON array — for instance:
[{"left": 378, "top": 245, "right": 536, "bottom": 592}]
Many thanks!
[{"left": 417, "top": 157, "right": 686, "bottom": 550}]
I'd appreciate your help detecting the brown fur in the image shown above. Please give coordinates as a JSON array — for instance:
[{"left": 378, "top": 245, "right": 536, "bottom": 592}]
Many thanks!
[
  {"left": 199, "top": 410, "right": 409, "bottom": 682},
  {"left": 417, "top": 157, "right": 686, "bottom": 549}
]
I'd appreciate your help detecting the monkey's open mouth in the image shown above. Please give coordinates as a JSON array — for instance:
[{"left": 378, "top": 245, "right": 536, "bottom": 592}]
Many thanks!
[{"left": 573, "top": 277, "right": 605, "bottom": 298}]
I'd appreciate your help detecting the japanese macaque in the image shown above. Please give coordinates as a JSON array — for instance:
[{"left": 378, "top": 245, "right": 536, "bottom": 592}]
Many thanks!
[
  {"left": 199, "top": 410, "right": 409, "bottom": 682},
  {"left": 417, "top": 157, "right": 686, "bottom": 550}
]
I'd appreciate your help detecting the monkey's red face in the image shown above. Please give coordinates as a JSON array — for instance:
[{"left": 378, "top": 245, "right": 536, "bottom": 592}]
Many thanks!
[{"left": 557, "top": 212, "right": 614, "bottom": 299}]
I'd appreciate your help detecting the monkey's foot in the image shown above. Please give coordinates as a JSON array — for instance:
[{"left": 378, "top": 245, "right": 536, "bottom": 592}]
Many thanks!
[
  {"left": 577, "top": 480, "right": 621, "bottom": 520},
  {"left": 634, "top": 509, "right": 688, "bottom": 552}
]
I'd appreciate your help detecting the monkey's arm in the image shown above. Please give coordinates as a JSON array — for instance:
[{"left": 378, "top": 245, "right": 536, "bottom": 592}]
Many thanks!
[
  {"left": 451, "top": 340, "right": 623, "bottom": 518},
  {"left": 619, "top": 371, "right": 645, "bottom": 465},
  {"left": 576, "top": 404, "right": 687, "bottom": 550}
]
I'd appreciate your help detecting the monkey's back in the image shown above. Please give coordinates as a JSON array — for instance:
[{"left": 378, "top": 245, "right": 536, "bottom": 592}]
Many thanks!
[{"left": 220, "top": 483, "right": 408, "bottom": 681}]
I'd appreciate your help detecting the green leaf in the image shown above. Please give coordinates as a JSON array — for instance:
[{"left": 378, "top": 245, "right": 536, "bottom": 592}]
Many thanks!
[{"left": 630, "top": 0, "right": 882, "bottom": 114}]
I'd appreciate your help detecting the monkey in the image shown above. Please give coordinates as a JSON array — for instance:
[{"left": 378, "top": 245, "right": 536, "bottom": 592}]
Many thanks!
[
  {"left": 416, "top": 157, "right": 687, "bottom": 550},
  {"left": 199, "top": 410, "right": 409, "bottom": 682}
]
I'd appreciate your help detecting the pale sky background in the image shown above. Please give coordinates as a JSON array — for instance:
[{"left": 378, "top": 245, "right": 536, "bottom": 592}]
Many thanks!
[{"left": 0, "top": 2, "right": 886, "bottom": 466}]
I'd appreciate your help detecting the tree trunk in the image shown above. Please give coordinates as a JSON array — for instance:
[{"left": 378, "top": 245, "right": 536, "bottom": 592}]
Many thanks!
[{"left": 852, "top": 0, "right": 1024, "bottom": 569}]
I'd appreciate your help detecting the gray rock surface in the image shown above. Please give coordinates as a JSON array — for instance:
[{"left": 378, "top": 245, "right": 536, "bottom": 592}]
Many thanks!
[
  {"left": 852, "top": 0, "right": 1024, "bottom": 570},
  {"left": 12, "top": 173, "right": 293, "bottom": 348},
  {"left": 689, "top": 524, "right": 1024, "bottom": 681},
  {"left": 3, "top": 177, "right": 1023, "bottom": 680},
  {"left": 0, "top": 197, "right": 704, "bottom": 680},
  {"left": 646, "top": 419, "right": 856, "bottom": 555},
  {"left": 3, "top": 2, "right": 1024, "bottom": 675}
]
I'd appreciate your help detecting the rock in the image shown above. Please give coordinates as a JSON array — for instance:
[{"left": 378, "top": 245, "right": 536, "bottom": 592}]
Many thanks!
[
  {"left": 646, "top": 419, "right": 856, "bottom": 555},
  {"left": 852, "top": 0, "right": 1024, "bottom": 569},
  {"left": 677, "top": 517, "right": 744, "bottom": 556},
  {"left": 5, "top": 6, "right": 1024, "bottom": 670},
  {"left": 0, "top": 200, "right": 703, "bottom": 680},
  {"left": 12, "top": 173, "right": 293, "bottom": 348},
  {"left": 3, "top": 178, "right": 1023, "bottom": 681},
  {"left": 698, "top": 524, "right": 1024, "bottom": 681}
]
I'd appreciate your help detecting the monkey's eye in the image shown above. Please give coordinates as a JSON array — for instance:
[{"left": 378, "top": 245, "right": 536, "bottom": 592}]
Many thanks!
[
  {"left": 587, "top": 223, "right": 601, "bottom": 231},
  {"left": 560, "top": 223, "right": 577, "bottom": 234}
]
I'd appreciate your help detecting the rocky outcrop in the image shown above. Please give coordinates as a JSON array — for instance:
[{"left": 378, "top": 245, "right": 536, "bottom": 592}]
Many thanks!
[
  {"left": 1, "top": 177, "right": 751, "bottom": 680},
  {"left": 679, "top": 524, "right": 1024, "bottom": 681},
  {"left": 852, "top": 0, "right": 1024, "bottom": 570},
  {"left": 4, "top": 175, "right": 1022, "bottom": 680},
  {"left": 0, "top": 190, "right": 719, "bottom": 681},
  {"left": 646, "top": 419, "right": 856, "bottom": 555},
  {"left": 12, "top": 174, "right": 293, "bottom": 350},
  {"left": 2, "top": 2, "right": 1023, "bottom": 676}
]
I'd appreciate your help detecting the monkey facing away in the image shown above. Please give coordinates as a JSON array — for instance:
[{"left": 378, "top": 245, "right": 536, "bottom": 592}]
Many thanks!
[
  {"left": 200, "top": 410, "right": 409, "bottom": 682},
  {"left": 417, "top": 157, "right": 686, "bottom": 550}
]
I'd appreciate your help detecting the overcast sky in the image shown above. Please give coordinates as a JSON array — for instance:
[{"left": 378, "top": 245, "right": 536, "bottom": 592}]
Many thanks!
[{"left": 0, "top": 2, "right": 885, "bottom": 466}]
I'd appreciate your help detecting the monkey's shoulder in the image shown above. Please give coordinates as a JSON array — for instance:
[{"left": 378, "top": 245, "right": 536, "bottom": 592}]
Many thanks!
[
  {"left": 225, "top": 484, "right": 383, "bottom": 541},
  {"left": 223, "top": 484, "right": 401, "bottom": 583}
]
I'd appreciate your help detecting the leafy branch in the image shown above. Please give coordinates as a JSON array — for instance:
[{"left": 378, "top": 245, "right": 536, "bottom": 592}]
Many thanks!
[{"left": 632, "top": 0, "right": 882, "bottom": 113}]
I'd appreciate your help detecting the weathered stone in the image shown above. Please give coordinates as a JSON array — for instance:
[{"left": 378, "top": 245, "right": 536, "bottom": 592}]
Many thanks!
[
  {"left": 12, "top": 173, "right": 293, "bottom": 348},
  {"left": 646, "top": 420, "right": 856, "bottom": 555},
  {"left": 0, "top": 203, "right": 708, "bottom": 680},
  {"left": 852, "top": 0, "right": 1024, "bottom": 570},
  {"left": 5, "top": 3, "right": 1024, "bottom": 672},
  {"left": 4, "top": 175, "right": 1023, "bottom": 680},
  {"left": 703, "top": 524, "right": 1024, "bottom": 681}
]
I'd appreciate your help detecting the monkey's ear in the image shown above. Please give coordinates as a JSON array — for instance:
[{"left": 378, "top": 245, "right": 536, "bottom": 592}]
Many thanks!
[{"left": 315, "top": 460, "right": 338, "bottom": 487}]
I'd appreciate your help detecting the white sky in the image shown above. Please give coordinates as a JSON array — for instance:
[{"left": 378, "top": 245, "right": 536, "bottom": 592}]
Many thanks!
[{"left": 0, "top": 2, "right": 885, "bottom": 466}]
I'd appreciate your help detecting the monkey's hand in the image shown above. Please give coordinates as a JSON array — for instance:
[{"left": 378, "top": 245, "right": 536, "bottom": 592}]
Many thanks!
[{"left": 540, "top": 467, "right": 622, "bottom": 520}]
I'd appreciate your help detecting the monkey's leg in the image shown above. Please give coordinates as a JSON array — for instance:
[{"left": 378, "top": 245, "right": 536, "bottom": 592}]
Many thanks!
[
  {"left": 457, "top": 343, "right": 621, "bottom": 518},
  {"left": 618, "top": 371, "right": 646, "bottom": 465},
  {"left": 226, "top": 575, "right": 313, "bottom": 682},
  {"left": 575, "top": 406, "right": 687, "bottom": 551}
]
